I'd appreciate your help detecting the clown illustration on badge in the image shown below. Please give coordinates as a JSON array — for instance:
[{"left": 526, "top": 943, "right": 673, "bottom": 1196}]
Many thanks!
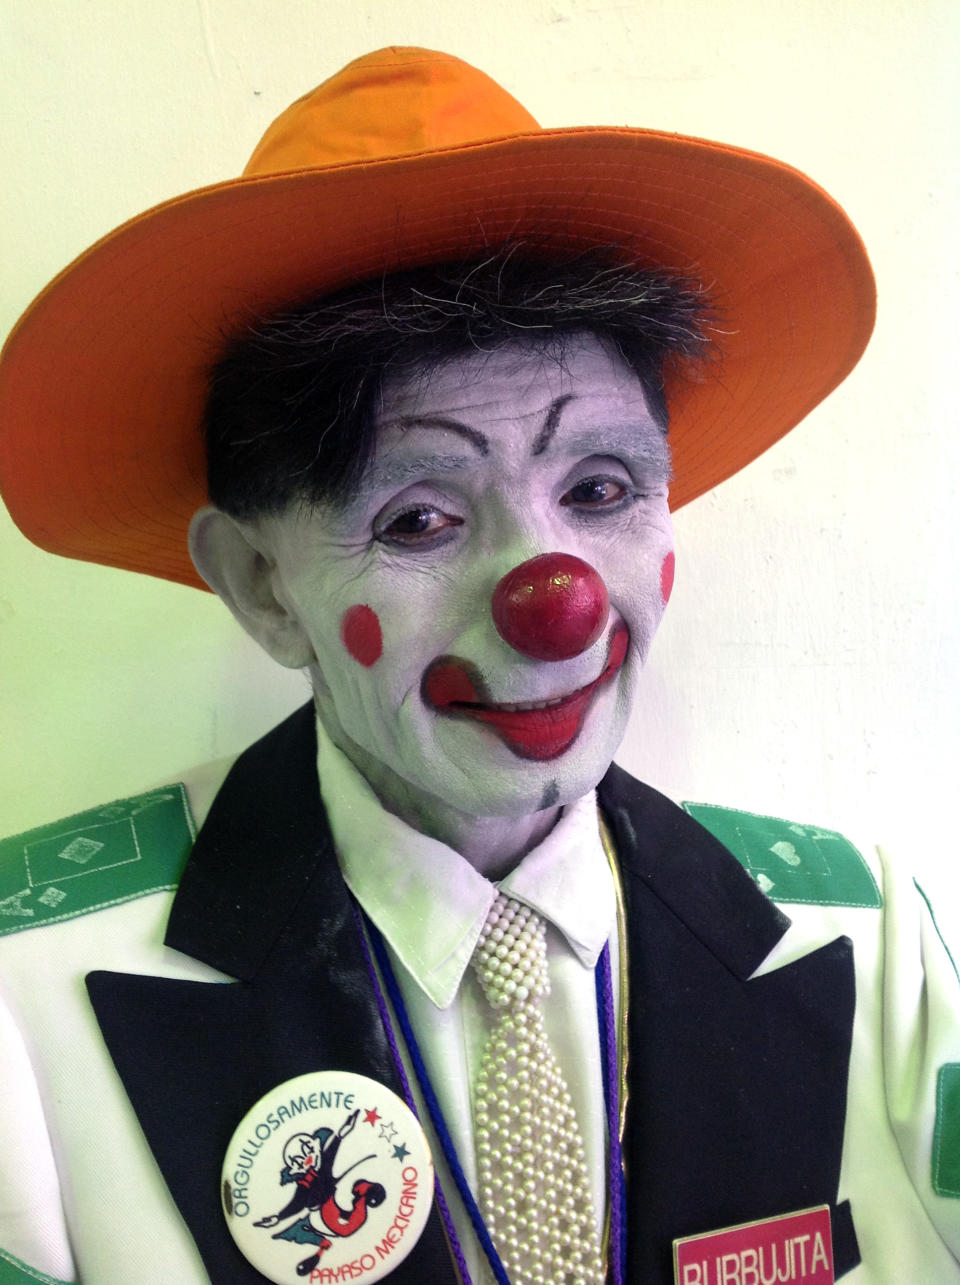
[
  {"left": 251, "top": 1110, "right": 385, "bottom": 1277},
  {"left": 222, "top": 1071, "right": 433, "bottom": 1284}
]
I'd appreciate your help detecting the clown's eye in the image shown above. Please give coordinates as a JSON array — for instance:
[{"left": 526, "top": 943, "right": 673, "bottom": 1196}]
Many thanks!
[
  {"left": 376, "top": 505, "right": 464, "bottom": 546},
  {"left": 560, "top": 476, "right": 629, "bottom": 508}
]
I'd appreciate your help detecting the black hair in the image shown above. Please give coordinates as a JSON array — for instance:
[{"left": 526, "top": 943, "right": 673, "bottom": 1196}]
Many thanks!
[{"left": 204, "top": 243, "right": 713, "bottom": 519}]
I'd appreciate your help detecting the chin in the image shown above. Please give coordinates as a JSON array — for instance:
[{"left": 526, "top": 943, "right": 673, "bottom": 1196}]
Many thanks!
[
  {"left": 476, "top": 761, "right": 611, "bottom": 819},
  {"left": 432, "top": 716, "right": 626, "bottom": 820}
]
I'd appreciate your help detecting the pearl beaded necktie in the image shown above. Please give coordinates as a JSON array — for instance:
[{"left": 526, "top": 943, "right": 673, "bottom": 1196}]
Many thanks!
[{"left": 471, "top": 892, "right": 605, "bottom": 1285}]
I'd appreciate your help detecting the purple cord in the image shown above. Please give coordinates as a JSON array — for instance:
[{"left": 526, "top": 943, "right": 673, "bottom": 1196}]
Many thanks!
[
  {"left": 598, "top": 942, "right": 626, "bottom": 1285},
  {"left": 364, "top": 915, "right": 511, "bottom": 1285},
  {"left": 352, "top": 904, "right": 474, "bottom": 1285}
]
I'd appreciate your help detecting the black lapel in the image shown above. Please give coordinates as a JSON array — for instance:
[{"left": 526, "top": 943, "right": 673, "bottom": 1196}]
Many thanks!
[
  {"left": 598, "top": 763, "right": 860, "bottom": 1281},
  {"left": 87, "top": 703, "right": 456, "bottom": 1285}
]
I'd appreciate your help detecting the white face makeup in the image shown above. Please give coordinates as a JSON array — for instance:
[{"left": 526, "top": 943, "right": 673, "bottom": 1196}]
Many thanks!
[{"left": 255, "top": 333, "right": 674, "bottom": 821}]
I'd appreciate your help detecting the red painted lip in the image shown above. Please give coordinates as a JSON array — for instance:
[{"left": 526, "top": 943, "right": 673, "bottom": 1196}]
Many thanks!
[{"left": 421, "top": 622, "right": 629, "bottom": 761}]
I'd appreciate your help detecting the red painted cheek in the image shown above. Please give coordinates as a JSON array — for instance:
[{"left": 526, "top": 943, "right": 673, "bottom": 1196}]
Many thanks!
[
  {"left": 340, "top": 605, "right": 383, "bottom": 667},
  {"left": 660, "top": 551, "right": 676, "bottom": 605}
]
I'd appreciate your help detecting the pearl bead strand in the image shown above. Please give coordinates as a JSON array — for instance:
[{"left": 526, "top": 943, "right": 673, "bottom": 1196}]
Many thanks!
[{"left": 471, "top": 894, "right": 605, "bottom": 1285}]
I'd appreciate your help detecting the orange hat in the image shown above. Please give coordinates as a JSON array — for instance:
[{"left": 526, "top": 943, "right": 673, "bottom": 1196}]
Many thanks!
[{"left": 0, "top": 46, "right": 875, "bottom": 590}]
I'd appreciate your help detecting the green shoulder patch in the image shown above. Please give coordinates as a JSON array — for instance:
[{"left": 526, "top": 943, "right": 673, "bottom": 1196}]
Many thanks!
[
  {"left": 933, "top": 1063, "right": 960, "bottom": 1198},
  {"left": 682, "top": 801, "right": 882, "bottom": 908},
  {"left": 0, "top": 786, "right": 194, "bottom": 938}
]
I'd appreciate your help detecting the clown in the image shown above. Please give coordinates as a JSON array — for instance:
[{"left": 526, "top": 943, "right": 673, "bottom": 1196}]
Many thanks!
[
  {"left": 253, "top": 1112, "right": 385, "bottom": 1277},
  {"left": 0, "top": 44, "right": 958, "bottom": 1285}
]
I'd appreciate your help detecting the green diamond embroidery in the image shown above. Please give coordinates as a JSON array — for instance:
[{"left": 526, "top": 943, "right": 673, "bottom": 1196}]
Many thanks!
[
  {"left": 934, "top": 1064, "right": 960, "bottom": 1198},
  {"left": 682, "top": 802, "right": 882, "bottom": 908},
  {"left": 0, "top": 786, "right": 194, "bottom": 937}
]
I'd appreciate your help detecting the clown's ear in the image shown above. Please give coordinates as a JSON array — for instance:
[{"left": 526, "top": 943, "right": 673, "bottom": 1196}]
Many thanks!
[{"left": 188, "top": 506, "right": 316, "bottom": 669}]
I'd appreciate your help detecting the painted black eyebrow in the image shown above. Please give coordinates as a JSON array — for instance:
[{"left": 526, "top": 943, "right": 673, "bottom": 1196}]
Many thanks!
[
  {"left": 530, "top": 395, "right": 575, "bottom": 456},
  {"left": 395, "top": 415, "right": 490, "bottom": 456}
]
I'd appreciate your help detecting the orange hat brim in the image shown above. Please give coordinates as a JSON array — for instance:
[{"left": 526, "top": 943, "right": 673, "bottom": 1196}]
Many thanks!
[{"left": 0, "top": 125, "right": 875, "bottom": 589}]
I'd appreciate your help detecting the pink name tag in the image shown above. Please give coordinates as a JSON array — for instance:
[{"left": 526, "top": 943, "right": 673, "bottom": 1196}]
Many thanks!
[{"left": 673, "top": 1205, "right": 834, "bottom": 1285}]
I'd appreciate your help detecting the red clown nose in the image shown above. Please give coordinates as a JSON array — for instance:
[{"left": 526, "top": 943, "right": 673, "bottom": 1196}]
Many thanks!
[{"left": 492, "top": 553, "right": 610, "bottom": 661}]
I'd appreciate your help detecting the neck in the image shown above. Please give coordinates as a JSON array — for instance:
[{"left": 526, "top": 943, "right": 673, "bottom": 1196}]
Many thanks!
[{"left": 319, "top": 716, "right": 560, "bottom": 880}]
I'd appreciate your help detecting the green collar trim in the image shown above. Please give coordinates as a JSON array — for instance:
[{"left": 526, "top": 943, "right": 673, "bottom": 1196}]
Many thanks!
[
  {"left": 933, "top": 1063, "right": 960, "bottom": 1199},
  {"left": 0, "top": 1245, "right": 75, "bottom": 1285},
  {"left": 0, "top": 785, "right": 194, "bottom": 938},
  {"left": 682, "top": 801, "right": 882, "bottom": 908}
]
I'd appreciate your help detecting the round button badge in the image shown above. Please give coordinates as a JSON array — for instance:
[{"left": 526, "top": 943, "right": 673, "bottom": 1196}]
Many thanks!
[{"left": 222, "top": 1070, "right": 434, "bottom": 1283}]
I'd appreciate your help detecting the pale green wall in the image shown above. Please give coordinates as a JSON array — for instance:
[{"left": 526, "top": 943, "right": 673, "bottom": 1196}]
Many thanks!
[{"left": 2, "top": 1, "right": 957, "bottom": 909}]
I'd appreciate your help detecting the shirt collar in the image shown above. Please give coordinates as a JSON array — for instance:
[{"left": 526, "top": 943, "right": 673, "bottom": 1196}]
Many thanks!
[{"left": 315, "top": 717, "right": 615, "bottom": 1009}]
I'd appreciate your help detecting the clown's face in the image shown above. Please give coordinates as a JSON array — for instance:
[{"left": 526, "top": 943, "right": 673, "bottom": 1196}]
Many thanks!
[
  {"left": 257, "top": 334, "right": 673, "bottom": 819},
  {"left": 283, "top": 1133, "right": 321, "bottom": 1176}
]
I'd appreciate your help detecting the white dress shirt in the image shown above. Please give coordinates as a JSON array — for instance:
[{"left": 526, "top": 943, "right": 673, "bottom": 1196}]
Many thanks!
[{"left": 315, "top": 717, "right": 620, "bottom": 1283}]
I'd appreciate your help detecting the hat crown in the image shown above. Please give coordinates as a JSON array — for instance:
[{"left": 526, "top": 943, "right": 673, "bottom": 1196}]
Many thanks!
[{"left": 243, "top": 46, "right": 541, "bottom": 177}]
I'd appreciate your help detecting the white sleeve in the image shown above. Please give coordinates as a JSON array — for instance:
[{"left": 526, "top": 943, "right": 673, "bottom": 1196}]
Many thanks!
[
  {"left": 0, "top": 992, "right": 76, "bottom": 1284},
  {"left": 881, "top": 847, "right": 960, "bottom": 1260}
]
